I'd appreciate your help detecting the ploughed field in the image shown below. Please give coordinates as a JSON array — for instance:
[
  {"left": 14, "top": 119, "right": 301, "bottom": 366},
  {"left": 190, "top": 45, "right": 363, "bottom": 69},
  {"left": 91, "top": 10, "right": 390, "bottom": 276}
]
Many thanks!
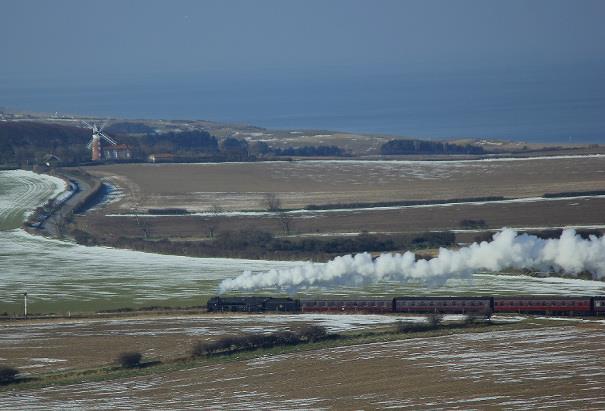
[
  {"left": 75, "top": 155, "right": 605, "bottom": 241},
  {"left": 83, "top": 156, "right": 605, "bottom": 212},
  {"left": 85, "top": 196, "right": 605, "bottom": 240},
  {"left": 3, "top": 324, "right": 605, "bottom": 409},
  {"left": 0, "top": 313, "right": 456, "bottom": 375}
]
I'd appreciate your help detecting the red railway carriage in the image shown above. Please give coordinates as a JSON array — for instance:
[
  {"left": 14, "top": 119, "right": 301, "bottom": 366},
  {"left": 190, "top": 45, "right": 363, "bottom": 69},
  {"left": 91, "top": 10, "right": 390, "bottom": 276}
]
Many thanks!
[
  {"left": 301, "top": 299, "right": 392, "bottom": 313},
  {"left": 593, "top": 297, "right": 605, "bottom": 316},
  {"left": 493, "top": 296, "right": 593, "bottom": 315},
  {"left": 393, "top": 296, "right": 493, "bottom": 316}
]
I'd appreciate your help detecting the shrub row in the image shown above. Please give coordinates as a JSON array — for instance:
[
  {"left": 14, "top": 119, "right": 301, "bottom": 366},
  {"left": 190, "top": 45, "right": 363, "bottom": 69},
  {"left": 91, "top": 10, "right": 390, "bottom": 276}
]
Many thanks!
[
  {"left": 395, "top": 314, "right": 444, "bottom": 333},
  {"left": 305, "top": 196, "right": 505, "bottom": 210},
  {"left": 192, "top": 325, "right": 331, "bottom": 357},
  {"left": 0, "top": 366, "right": 19, "bottom": 385},
  {"left": 79, "top": 230, "right": 457, "bottom": 260},
  {"left": 380, "top": 139, "right": 486, "bottom": 155},
  {"left": 543, "top": 190, "right": 605, "bottom": 198}
]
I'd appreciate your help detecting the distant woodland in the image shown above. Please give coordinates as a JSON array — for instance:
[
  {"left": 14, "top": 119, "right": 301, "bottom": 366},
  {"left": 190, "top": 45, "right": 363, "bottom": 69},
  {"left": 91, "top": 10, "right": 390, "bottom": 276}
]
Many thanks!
[
  {"left": 380, "top": 139, "right": 485, "bottom": 155},
  {"left": 1, "top": 121, "right": 491, "bottom": 167},
  {"left": 0, "top": 121, "right": 352, "bottom": 166}
]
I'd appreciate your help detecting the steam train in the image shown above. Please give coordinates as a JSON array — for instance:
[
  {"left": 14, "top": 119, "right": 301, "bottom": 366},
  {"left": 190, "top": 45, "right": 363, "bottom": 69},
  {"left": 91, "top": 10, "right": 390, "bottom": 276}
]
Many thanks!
[{"left": 207, "top": 295, "right": 605, "bottom": 317}]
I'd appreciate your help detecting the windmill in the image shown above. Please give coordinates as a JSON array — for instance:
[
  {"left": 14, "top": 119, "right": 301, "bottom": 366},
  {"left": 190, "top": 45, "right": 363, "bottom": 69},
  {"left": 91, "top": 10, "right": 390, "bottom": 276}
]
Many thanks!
[{"left": 82, "top": 120, "right": 117, "bottom": 161}]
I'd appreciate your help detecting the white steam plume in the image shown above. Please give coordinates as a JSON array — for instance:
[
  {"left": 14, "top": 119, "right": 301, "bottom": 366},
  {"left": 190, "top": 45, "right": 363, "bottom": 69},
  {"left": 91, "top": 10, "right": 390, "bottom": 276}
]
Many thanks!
[{"left": 218, "top": 228, "right": 605, "bottom": 293}]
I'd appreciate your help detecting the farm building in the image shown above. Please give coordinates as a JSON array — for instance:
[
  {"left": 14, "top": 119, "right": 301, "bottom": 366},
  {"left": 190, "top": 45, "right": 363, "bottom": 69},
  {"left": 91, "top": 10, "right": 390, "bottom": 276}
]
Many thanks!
[
  {"left": 103, "top": 144, "right": 132, "bottom": 161},
  {"left": 148, "top": 153, "right": 176, "bottom": 163}
]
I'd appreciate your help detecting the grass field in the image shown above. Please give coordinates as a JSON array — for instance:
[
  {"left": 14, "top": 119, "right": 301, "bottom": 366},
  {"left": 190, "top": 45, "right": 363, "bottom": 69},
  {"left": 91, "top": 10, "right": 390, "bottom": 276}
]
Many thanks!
[{"left": 5, "top": 171, "right": 605, "bottom": 316}]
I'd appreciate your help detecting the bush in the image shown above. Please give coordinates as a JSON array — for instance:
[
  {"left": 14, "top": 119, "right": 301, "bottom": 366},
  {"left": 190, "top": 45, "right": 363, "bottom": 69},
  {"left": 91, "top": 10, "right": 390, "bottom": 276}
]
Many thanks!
[
  {"left": 192, "top": 328, "right": 330, "bottom": 357},
  {"left": 459, "top": 219, "right": 487, "bottom": 229},
  {"left": 272, "top": 331, "right": 301, "bottom": 345},
  {"left": 380, "top": 139, "right": 485, "bottom": 155},
  {"left": 192, "top": 341, "right": 215, "bottom": 356},
  {"left": 394, "top": 321, "right": 435, "bottom": 333},
  {"left": 427, "top": 314, "right": 443, "bottom": 328},
  {"left": 116, "top": 352, "right": 142, "bottom": 368},
  {"left": 296, "top": 325, "right": 328, "bottom": 342},
  {"left": 0, "top": 367, "right": 19, "bottom": 385}
]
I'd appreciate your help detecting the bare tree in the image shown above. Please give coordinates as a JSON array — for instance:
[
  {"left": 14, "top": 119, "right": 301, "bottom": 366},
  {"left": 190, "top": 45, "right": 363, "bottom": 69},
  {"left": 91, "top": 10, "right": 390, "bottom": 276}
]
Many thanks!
[
  {"left": 207, "top": 204, "right": 224, "bottom": 239},
  {"left": 278, "top": 211, "right": 293, "bottom": 235},
  {"left": 263, "top": 193, "right": 282, "bottom": 212},
  {"left": 132, "top": 202, "right": 150, "bottom": 239}
]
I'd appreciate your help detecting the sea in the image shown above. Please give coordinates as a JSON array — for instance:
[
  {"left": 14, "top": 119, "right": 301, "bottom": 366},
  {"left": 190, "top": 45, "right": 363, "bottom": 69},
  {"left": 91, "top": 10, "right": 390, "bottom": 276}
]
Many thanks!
[{"left": 2, "top": 63, "right": 605, "bottom": 143}]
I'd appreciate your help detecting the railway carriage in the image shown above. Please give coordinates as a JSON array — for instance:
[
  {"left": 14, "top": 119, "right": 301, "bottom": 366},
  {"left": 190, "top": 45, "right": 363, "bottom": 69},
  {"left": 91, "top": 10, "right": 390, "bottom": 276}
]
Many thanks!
[
  {"left": 593, "top": 297, "right": 605, "bottom": 316},
  {"left": 493, "top": 296, "right": 592, "bottom": 316},
  {"left": 393, "top": 296, "right": 493, "bottom": 316},
  {"left": 207, "top": 295, "right": 605, "bottom": 316},
  {"left": 301, "top": 299, "right": 392, "bottom": 313}
]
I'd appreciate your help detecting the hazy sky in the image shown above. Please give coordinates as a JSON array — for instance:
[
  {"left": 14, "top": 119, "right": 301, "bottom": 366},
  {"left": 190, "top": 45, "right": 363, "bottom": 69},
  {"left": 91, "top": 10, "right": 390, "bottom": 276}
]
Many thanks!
[{"left": 2, "top": 0, "right": 605, "bottom": 87}]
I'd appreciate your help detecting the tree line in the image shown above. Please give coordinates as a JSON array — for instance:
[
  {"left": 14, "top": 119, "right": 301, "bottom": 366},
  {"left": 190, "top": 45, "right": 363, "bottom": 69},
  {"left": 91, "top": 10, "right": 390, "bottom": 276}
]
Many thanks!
[
  {"left": 71, "top": 228, "right": 456, "bottom": 260},
  {"left": 380, "top": 139, "right": 486, "bottom": 155},
  {"left": 0, "top": 121, "right": 349, "bottom": 166}
]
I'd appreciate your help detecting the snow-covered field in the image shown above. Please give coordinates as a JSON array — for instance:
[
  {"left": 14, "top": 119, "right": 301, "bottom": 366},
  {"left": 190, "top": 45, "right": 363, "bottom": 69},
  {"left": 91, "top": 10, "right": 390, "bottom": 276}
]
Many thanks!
[
  {"left": 2, "top": 170, "right": 605, "bottom": 314},
  {"left": 3, "top": 326, "right": 604, "bottom": 409},
  {"left": 0, "top": 170, "right": 64, "bottom": 230},
  {"left": 3, "top": 227, "right": 605, "bottom": 313},
  {"left": 0, "top": 313, "right": 465, "bottom": 344}
]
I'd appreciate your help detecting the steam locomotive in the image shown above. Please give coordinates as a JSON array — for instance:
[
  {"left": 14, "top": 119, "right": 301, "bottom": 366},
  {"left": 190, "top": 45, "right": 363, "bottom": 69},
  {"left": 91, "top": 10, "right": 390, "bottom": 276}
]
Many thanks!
[{"left": 207, "top": 295, "right": 605, "bottom": 316}]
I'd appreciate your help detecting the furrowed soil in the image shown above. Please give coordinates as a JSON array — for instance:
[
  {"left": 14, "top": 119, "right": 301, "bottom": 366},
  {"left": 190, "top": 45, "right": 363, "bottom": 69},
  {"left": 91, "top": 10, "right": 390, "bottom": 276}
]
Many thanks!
[
  {"left": 82, "top": 197, "right": 605, "bottom": 241},
  {"left": 75, "top": 156, "right": 605, "bottom": 245},
  {"left": 3, "top": 322, "right": 605, "bottom": 409},
  {"left": 0, "top": 313, "right": 414, "bottom": 374},
  {"left": 83, "top": 156, "right": 605, "bottom": 212}
]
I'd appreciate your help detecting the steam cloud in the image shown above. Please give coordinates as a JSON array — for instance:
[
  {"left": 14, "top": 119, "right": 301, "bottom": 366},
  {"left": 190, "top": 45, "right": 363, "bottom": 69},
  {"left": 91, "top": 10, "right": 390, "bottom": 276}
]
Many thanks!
[{"left": 218, "top": 228, "right": 605, "bottom": 293}]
